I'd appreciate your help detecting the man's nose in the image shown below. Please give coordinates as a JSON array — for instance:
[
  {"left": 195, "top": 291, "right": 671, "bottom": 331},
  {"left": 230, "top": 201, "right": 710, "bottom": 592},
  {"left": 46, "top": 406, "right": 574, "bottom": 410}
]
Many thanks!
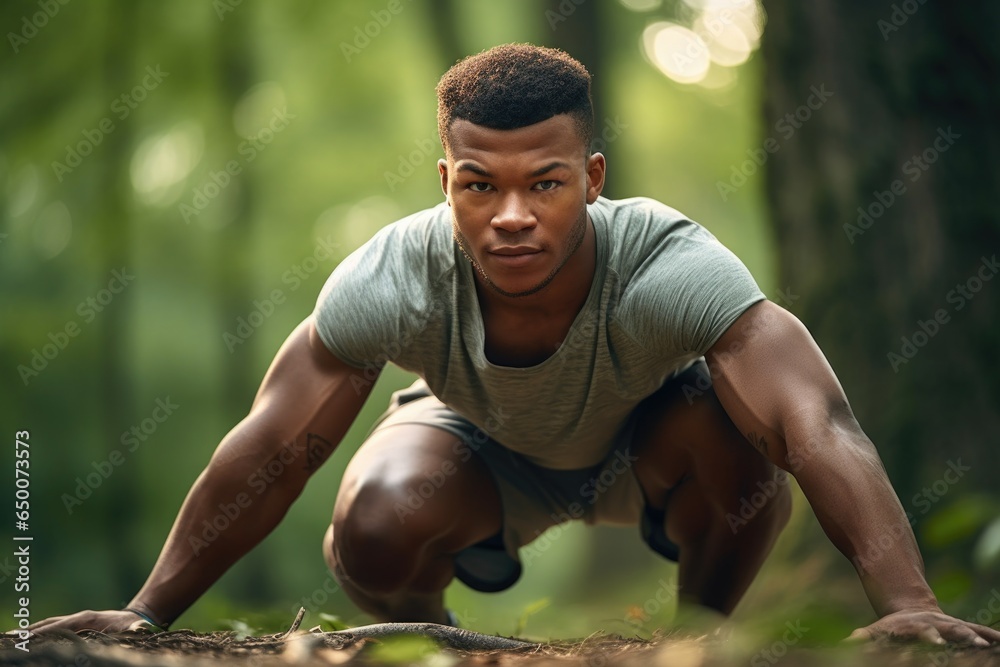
[{"left": 491, "top": 193, "right": 537, "bottom": 234}]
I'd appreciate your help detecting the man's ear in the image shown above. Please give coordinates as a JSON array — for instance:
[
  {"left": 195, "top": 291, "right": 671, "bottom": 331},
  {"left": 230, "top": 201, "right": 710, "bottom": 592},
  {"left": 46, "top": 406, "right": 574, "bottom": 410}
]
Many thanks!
[
  {"left": 585, "top": 152, "right": 606, "bottom": 204},
  {"left": 438, "top": 158, "right": 450, "bottom": 205}
]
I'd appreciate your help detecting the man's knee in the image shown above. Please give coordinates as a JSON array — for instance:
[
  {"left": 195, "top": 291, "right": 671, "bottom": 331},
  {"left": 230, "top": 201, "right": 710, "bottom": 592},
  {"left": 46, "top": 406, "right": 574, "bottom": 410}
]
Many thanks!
[{"left": 331, "top": 474, "right": 448, "bottom": 595}]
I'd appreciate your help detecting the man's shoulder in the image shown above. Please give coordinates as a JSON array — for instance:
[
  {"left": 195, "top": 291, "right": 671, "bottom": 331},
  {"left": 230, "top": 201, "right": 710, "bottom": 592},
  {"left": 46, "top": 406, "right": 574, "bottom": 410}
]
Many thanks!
[
  {"left": 596, "top": 195, "right": 716, "bottom": 245},
  {"left": 595, "top": 195, "right": 688, "bottom": 223},
  {"left": 595, "top": 196, "right": 719, "bottom": 275},
  {"left": 600, "top": 196, "right": 764, "bottom": 356}
]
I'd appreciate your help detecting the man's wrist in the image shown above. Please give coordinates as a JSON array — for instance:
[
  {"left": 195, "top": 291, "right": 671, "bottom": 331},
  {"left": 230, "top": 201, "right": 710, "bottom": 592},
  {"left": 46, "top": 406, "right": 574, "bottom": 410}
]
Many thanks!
[
  {"left": 873, "top": 586, "right": 942, "bottom": 617},
  {"left": 124, "top": 601, "right": 171, "bottom": 631}
]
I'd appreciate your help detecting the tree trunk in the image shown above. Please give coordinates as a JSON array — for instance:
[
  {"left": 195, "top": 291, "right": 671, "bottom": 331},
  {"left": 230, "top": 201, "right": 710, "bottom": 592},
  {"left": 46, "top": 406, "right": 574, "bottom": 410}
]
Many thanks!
[
  {"left": 545, "top": 0, "right": 617, "bottom": 197},
  {"left": 761, "top": 1, "right": 1000, "bottom": 559}
]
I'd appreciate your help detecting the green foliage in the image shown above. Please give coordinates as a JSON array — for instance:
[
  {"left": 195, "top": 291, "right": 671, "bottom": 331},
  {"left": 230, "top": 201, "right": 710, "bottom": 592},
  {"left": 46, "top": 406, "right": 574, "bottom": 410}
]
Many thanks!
[
  {"left": 513, "top": 598, "right": 551, "bottom": 637},
  {"left": 221, "top": 618, "right": 258, "bottom": 641},
  {"left": 318, "top": 613, "right": 351, "bottom": 632},
  {"left": 364, "top": 635, "right": 445, "bottom": 665},
  {"left": 973, "top": 517, "right": 1000, "bottom": 572},
  {"left": 929, "top": 570, "right": 974, "bottom": 604},
  {"left": 923, "top": 495, "right": 1000, "bottom": 549}
]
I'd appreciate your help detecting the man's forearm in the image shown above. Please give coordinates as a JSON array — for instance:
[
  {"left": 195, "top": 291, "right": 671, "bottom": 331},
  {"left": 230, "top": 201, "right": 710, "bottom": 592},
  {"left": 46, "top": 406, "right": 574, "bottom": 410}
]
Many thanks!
[
  {"left": 126, "top": 432, "right": 314, "bottom": 626},
  {"left": 787, "top": 420, "right": 939, "bottom": 617}
]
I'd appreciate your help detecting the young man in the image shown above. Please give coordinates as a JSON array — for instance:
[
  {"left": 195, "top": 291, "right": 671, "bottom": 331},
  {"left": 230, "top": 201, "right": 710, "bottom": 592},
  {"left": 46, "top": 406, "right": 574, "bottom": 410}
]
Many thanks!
[{"left": 29, "top": 44, "right": 1000, "bottom": 646}]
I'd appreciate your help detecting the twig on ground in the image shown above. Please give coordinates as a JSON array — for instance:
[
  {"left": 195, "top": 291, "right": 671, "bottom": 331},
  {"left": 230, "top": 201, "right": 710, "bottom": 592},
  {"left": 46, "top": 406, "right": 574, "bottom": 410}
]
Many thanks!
[
  {"left": 317, "top": 621, "right": 538, "bottom": 652},
  {"left": 281, "top": 607, "right": 306, "bottom": 639}
]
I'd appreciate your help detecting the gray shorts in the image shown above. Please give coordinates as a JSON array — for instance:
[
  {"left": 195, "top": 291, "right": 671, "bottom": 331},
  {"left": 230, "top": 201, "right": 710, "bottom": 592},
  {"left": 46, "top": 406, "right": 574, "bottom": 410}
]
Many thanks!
[{"left": 366, "top": 377, "right": 684, "bottom": 592}]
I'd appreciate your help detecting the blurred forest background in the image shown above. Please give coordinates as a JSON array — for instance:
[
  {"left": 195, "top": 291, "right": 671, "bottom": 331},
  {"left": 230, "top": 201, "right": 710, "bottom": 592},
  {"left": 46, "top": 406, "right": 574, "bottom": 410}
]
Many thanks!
[{"left": 2, "top": 0, "right": 998, "bottom": 643}]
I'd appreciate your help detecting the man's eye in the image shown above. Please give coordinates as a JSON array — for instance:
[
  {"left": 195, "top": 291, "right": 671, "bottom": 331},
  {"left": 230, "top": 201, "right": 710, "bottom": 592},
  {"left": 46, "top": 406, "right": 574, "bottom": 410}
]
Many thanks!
[
  {"left": 468, "top": 182, "right": 493, "bottom": 193},
  {"left": 534, "top": 180, "right": 560, "bottom": 191}
]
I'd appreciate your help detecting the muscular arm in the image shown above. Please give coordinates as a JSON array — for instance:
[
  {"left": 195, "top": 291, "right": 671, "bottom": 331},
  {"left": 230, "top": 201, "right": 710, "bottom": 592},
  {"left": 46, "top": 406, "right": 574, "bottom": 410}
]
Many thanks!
[
  {"left": 705, "top": 300, "right": 999, "bottom": 645},
  {"left": 30, "top": 315, "right": 378, "bottom": 633}
]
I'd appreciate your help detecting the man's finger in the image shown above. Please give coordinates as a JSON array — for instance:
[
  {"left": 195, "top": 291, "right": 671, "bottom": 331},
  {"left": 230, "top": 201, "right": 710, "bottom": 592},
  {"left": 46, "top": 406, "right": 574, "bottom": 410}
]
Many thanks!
[
  {"left": 968, "top": 622, "right": 1000, "bottom": 646},
  {"left": 917, "top": 626, "right": 946, "bottom": 645},
  {"left": 968, "top": 623, "right": 1000, "bottom": 646},
  {"left": 947, "top": 625, "right": 988, "bottom": 647},
  {"left": 845, "top": 627, "right": 874, "bottom": 643},
  {"left": 24, "top": 616, "right": 63, "bottom": 632},
  {"left": 934, "top": 619, "right": 1000, "bottom": 647}
]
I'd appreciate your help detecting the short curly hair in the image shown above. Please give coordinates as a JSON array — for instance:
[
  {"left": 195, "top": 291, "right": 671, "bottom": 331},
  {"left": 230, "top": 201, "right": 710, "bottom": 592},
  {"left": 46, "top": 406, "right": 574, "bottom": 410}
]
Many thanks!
[{"left": 436, "top": 43, "right": 594, "bottom": 156}]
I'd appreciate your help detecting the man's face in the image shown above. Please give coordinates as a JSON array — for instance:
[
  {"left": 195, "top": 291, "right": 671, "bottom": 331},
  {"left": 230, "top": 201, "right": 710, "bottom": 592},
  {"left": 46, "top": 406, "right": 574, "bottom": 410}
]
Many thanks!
[{"left": 439, "top": 114, "right": 605, "bottom": 299}]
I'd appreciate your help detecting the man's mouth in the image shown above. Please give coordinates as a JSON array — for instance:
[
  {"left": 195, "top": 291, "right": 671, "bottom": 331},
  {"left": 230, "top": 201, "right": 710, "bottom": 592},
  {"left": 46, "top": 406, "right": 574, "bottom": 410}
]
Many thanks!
[
  {"left": 488, "top": 245, "right": 542, "bottom": 256},
  {"left": 486, "top": 245, "right": 542, "bottom": 267}
]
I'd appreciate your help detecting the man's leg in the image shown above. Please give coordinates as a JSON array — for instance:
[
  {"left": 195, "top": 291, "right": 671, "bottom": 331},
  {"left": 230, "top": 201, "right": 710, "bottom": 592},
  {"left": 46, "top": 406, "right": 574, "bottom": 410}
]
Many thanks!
[
  {"left": 632, "top": 362, "right": 792, "bottom": 615},
  {"left": 323, "top": 423, "right": 502, "bottom": 623}
]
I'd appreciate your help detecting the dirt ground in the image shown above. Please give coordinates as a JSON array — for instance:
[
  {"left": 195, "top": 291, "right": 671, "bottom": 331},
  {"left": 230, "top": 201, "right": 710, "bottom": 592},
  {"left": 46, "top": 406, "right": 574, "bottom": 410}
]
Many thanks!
[{"left": 3, "top": 624, "right": 1000, "bottom": 667}]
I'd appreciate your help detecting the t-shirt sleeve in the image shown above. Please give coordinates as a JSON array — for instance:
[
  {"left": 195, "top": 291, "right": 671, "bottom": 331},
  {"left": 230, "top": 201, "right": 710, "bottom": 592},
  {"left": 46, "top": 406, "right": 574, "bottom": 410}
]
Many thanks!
[
  {"left": 312, "top": 226, "right": 405, "bottom": 369},
  {"left": 618, "top": 223, "right": 766, "bottom": 360}
]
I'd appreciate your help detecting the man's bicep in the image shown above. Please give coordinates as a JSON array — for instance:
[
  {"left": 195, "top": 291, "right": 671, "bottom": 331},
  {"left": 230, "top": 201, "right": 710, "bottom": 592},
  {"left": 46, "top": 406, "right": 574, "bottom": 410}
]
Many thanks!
[
  {"left": 213, "top": 316, "right": 378, "bottom": 479},
  {"left": 705, "top": 300, "right": 853, "bottom": 468}
]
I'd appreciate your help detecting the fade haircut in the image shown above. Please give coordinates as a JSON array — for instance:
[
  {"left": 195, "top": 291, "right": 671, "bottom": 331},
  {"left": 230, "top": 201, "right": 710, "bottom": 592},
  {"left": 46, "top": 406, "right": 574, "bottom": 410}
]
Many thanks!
[{"left": 436, "top": 43, "right": 594, "bottom": 157}]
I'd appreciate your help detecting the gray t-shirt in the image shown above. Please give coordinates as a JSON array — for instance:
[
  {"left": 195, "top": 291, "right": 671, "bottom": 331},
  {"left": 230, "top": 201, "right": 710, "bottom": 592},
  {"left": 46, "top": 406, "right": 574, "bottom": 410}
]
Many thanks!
[{"left": 314, "top": 196, "right": 765, "bottom": 469}]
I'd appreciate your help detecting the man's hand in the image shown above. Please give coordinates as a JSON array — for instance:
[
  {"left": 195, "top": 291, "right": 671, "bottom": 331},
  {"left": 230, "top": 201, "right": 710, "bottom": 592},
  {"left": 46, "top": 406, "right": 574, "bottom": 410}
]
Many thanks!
[
  {"left": 850, "top": 609, "right": 1000, "bottom": 646},
  {"left": 23, "top": 609, "right": 152, "bottom": 635}
]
